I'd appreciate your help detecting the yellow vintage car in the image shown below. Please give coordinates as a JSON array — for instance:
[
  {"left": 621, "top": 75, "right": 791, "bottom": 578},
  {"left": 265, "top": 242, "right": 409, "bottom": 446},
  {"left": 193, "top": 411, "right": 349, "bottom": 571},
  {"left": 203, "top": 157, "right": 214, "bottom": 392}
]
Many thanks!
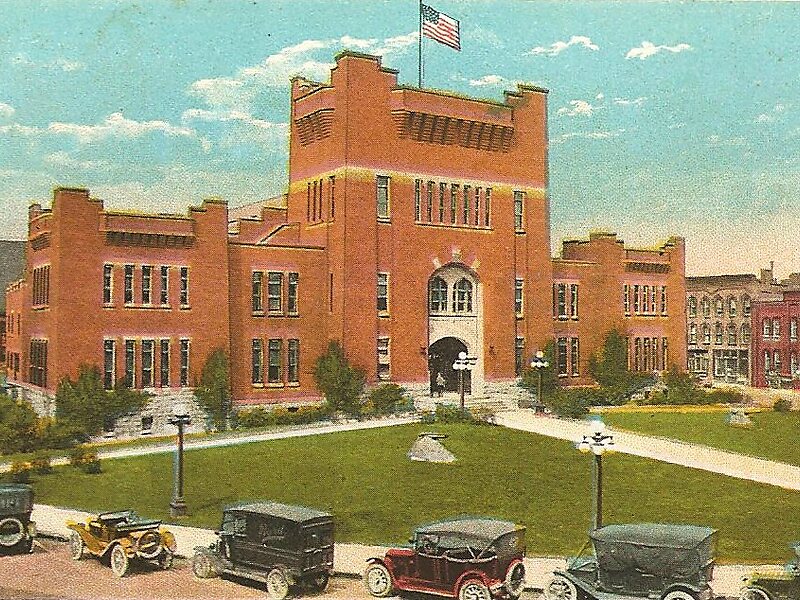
[{"left": 66, "top": 510, "right": 177, "bottom": 577}]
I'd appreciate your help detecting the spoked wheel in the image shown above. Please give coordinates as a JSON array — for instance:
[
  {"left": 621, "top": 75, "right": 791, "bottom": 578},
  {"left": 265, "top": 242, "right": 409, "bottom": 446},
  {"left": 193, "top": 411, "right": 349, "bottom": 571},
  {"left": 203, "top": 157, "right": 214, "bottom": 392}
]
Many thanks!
[
  {"left": 363, "top": 563, "right": 394, "bottom": 597},
  {"left": 69, "top": 531, "right": 85, "bottom": 560},
  {"left": 191, "top": 552, "right": 217, "bottom": 579},
  {"left": 266, "top": 567, "right": 290, "bottom": 600},
  {"left": 505, "top": 562, "right": 526, "bottom": 599},
  {"left": 661, "top": 591, "right": 698, "bottom": 600},
  {"left": 158, "top": 549, "right": 174, "bottom": 570},
  {"left": 110, "top": 544, "right": 130, "bottom": 577},
  {"left": 544, "top": 575, "right": 578, "bottom": 600},
  {"left": 308, "top": 571, "right": 330, "bottom": 592},
  {"left": 0, "top": 517, "right": 25, "bottom": 548},
  {"left": 739, "top": 588, "right": 771, "bottom": 600},
  {"left": 458, "top": 579, "right": 491, "bottom": 600}
]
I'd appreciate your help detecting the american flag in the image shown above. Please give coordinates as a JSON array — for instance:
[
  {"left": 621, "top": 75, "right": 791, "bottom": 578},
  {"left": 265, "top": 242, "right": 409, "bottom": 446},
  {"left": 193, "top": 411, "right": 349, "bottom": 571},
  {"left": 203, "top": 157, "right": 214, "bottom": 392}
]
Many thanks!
[{"left": 421, "top": 4, "right": 461, "bottom": 51}]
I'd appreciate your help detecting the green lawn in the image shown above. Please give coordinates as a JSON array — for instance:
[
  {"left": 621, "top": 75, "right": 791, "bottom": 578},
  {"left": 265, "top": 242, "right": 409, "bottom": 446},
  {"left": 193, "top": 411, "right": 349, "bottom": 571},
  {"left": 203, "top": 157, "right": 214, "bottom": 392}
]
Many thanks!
[
  {"left": 29, "top": 423, "right": 800, "bottom": 563},
  {"left": 602, "top": 410, "right": 800, "bottom": 465}
]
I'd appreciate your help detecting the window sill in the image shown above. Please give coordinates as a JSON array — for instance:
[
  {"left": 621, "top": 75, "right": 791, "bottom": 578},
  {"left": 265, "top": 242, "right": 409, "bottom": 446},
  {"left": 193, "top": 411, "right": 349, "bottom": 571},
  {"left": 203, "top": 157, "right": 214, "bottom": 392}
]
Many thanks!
[
  {"left": 287, "top": 312, "right": 299, "bottom": 317},
  {"left": 266, "top": 382, "right": 284, "bottom": 388},
  {"left": 378, "top": 311, "right": 390, "bottom": 318},
  {"left": 516, "top": 314, "right": 523, "bottom": 320},
  {"left": 267, "top": 311, "right": 285, "bottom": 317},
  {"left": 180, "top": 305, "right": 191, "bottom": 310},
  {"left": 252, "top": 383, "right": 265, "bottom": 388},
  {"left": 287, "top": 382, "right": 300, "bottom": 388},
  {"left": 140, "top": 430, "right": 152, "bottom": 437},
  {"left": 377, "top": 217, "right": 391, "bottom": 224},
  {"left": 252, "top": 311, "right": 265, "bottom": 317}
]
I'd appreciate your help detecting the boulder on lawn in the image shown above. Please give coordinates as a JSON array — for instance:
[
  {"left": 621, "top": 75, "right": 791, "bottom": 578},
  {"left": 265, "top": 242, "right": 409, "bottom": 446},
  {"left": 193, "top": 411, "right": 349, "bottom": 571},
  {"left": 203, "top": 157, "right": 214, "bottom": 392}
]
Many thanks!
[{"left": 407, "top": 432, "right": 456, "bottom": 463}]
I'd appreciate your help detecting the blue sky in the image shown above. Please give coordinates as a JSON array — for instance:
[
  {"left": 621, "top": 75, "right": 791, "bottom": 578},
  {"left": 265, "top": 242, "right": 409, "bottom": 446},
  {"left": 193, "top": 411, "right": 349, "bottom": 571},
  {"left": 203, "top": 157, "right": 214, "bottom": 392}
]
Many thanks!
[{"left": 1, "top": 0, "right": 798, "bottom": 277}]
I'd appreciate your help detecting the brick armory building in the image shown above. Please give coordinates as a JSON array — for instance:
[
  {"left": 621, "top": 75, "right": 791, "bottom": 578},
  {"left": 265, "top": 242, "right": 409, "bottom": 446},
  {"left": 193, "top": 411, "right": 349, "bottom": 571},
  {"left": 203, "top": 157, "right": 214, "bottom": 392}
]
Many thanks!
[{"left": 4, "top": 52, "right": 687, "bottom": 431}]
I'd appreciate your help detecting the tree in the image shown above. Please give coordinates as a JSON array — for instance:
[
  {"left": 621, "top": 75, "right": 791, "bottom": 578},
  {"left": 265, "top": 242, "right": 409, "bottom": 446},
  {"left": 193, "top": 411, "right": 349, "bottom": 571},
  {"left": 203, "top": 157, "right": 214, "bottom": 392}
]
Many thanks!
[
  {"left": 313, "top": 341, "right": 365, "bottom": 417},
  {"left": 0, "top": 393, "right": 40, "bottom": 454},
  {"left": 194, "top": 348, "right": 232, "bottom": 431},
  {"left": 55, "top": 365, "right": 150, "bottom": 438},
  {"left": 518, "top": 341, "right": 559, "bottom": 401},
  {"left": 588, "top": 328, "right": 630, "bottom": 389}
]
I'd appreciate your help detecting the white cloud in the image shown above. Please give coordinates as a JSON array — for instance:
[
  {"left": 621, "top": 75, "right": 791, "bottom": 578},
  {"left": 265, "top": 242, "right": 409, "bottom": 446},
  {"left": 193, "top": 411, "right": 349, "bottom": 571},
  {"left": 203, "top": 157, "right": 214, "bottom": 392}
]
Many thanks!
[
  {"left": 527, "top": 36, "right": 599, "bottom": 57},
  {"left": 0, "top": 103, "right": 15, "bottom": 119},
  {"left": 372, "top": 32, "right": 419, "bottom": 56},
  {"left": 0, "top": 123, "right": 39, "bottom": 136},
  {"left": 596, "top": 93, "right": 604, "bottom": 101},
  {"left": 625, "top": 41, "right": 692, "bottom": 60},
  {"left": 754, "top": 102, "right": 788, "bottom": 124},
  {"left": 706, "top": 135, "right": 746, "bottom": 147},
  {"left": 10, "top": 53, "right": 85, "bottom": 71},
  {"left": 552, "top": 129, "right": 625, "bottom": 144},
  {"left": 613, "top": 96, "right": 647, "bottom": 107},
  {"left": 47, "top": 112, "right": 197, "bottom": 143},
  {"left": 44, "top": 151, "right": 107, "bottom": 170},
  {"left": 557, "top": 100, "right": 597, "bottom": 117},
  {"left": 469, "top": 74, "right": 509, "bottom": 87}
]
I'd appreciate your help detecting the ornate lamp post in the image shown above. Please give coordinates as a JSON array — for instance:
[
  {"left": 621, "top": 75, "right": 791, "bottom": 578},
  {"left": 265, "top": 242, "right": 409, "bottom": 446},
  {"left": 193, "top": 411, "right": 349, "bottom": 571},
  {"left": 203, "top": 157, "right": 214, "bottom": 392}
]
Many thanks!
[
  {"left": 168, "top": 402, "right": 191, "bottom": 518},
  {"left": 453, "top": 351, "right": 477, "bottom": 410},
  {"left": 530, "top": 350, "right": 549, "bottom": 410},
  {"left": 576, "top": 417, "right": 615, "bottom": 531}
]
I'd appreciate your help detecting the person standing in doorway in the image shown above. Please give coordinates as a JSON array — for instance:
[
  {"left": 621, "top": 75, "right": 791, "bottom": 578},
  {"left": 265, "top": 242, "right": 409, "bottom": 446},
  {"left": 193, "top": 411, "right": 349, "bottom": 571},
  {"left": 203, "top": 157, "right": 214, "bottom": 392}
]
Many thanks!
[{"left": 436, "top": 372, "right": 445, "bottom": 397}]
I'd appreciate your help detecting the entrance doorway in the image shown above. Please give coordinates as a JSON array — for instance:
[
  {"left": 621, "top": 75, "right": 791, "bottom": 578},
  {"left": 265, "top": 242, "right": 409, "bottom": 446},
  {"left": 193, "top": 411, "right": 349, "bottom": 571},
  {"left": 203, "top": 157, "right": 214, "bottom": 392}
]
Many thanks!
[{"left": 429, "top": 337, "right": 471, "bottom": 396}]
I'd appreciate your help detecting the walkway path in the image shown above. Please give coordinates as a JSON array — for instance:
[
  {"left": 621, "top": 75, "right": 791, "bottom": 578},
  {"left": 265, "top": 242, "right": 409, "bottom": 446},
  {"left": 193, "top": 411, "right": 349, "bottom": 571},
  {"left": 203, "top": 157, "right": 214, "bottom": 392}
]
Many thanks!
[{"left": 496, "top": 410, "right": 800, "bottom": 490}]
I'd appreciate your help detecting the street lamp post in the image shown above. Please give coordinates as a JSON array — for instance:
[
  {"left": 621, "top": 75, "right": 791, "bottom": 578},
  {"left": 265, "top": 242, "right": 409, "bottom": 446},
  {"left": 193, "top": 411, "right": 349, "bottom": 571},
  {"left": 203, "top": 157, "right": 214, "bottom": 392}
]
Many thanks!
[
  {"left": 452, "top": 351, "right": 477, "bottom": 411},
  {"left": 577, "top": 418, "right": 615, "bottom": 531},
  {"left": 168, "top": 402, "right": 192, "bottom": 518},
  {"left": 530, "top": 351, "right": 549, "bottom": 410}
]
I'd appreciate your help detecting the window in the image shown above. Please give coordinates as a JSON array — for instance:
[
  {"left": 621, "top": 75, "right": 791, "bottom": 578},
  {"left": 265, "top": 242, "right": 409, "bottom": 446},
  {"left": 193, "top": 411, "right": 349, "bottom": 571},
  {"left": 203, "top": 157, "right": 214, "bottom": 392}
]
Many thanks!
[
  {"left": 644, "top": 338, "right": 651, "bottom": 371},
  {"left": 438, "top": 182, "right": 446, "bottom": 222},
  {"left": 29, "top": 340, "right": 48, "bottom": 387},
  {"left": 141, "top": 265, "right": 152, "bottom": 304},
  {"left": 288, "top": 339, "right": 300, "bottom": 383},
  {"left": 180, "top": 267, "right": 189, "bottom": 306},
  {"left": 764, "top": 350, "right": 771, "bottom": 373},
  {"left": 103, "top": 340, "right": 115, "bottom": 390},
  {"left": 514, "top": 191, "right": 525, "bottom": 230},
  {"left": 515, "top": 337, "right": 525, "bottom": 376},
  {"left": 689, "top": 323, "right": 697, "bottom": 344},
  {"left": 252, "top": 339, "right": 263, "bottom": 384},
  {"left": 125, "top": 339, "right": 135, "bottom": 388},
  {"left": 642, "top": 286, "right": 650, "bottom": 314},
  {"left": 702, "top": 323, "right": 711, "bottom": 344},
  {"left": 160, "top": 339, "right": 170, "bottom": 386},
  {"left": 474, "top": 187, "right": 481, "bottom": 226},
  {"left": 32, "top": 265, "right": 50, "bottom": 307},
  {"left": 570, "top": 284, "right": 579, "bottom": 319},
  {"left": 741, "top": 323, "right": 751, "bottom": 344},
  {"left": 553, "top": 283, "right": 567, "bottom": 318},
  {"left": 377, "top": 337, "right": 390, "bottom": 380},
  {"left": 687, "top": 296, "right": 697, "bottom": 318},
  {"left": 141, "top": 416, "right": 153, "bottom": 435},
  {"left": 124, "top": 265, "right": 134, "bottom": 304},
  {"left": 329, "top": 175, "right": 336, "bottom": 219},
  {"left": 714, "top": 322, "right": 723, "bottom": 345},
  {"left": 701, "top": 297, "right": 710, "bottom": 317},
  {"left": 484, "top": 188, "right": 491, "bottom": 226},
  {"left": 624, "top": 284, "right": 631, "bottom": 315},
  {"left": 414, "top": 179, "right": 421, "bottom": 221},
  {"left": 160, "top": 266, "right": 169, "bottom": 305},
  {"left": 376, "top": 175, "right": 390, "bottom": 219},
  {"left": 462, "top": 185, "right": 470, "bottom": 224},
  {"left": 377, "top": 273, "right": 389, "bottom": 313},
  {"left": 180, "top": 339, "right": 190, "bottom": 386},
  {"left": 727, "top": 323, "right": 737, "bottom": 346},
  {"left": 728, "top": 296, "right": 737, "bottom": 317},
  {"left": 650, "top": 286, "right": 657, "bottom": 314},
  {"left": 268, "top": 339, "right": 282, "bottom": 383},
  {"left": 793, "top": 354, "right": 798, "bottom": 377},
  {"left": 306, "top": 182, "right": 311, "bottom": 221},
  {"left": 453, "top": 278, "right": 473, "bottom": 312},
  {"left": 268, "top": 272, "right": 283, "bottom": 313},
  {"left": 792, "top": 318, "right": 798, "bottom": 341},
  {"left": 141, "top": 339, "right": 154, "bottom": 387},
  {"left": 662, "top": 338, "right": 668, "bottom": 370},
  {"left": 556, "top": 337, "right": 568, "bottom": 376},
  {"left": 429, "top": 277, "right": 447, "bottom": 312},
  {"left": 634, "top": 337, "right": 642, "bottom": 371},
  {"left": 427, "top": 181, "right": 434, "bottom": 221},
  {"left": 715, "top": 296, "right": 723, "bottom": 317},
  {"left": 252, "top": 271, "right": 264, "bottom": 313},
  {"left": 288, "top": 272, "right": 299, "bottom": 315},
  {"left": 515, "top": 278, "right": 524, "bottom": 316},
  {"left": 103, "top": 264, "right": 113, "bottom": 304},
  {"left": 633, "top": 285, "right": 640, "bottom": 314},
  {"left": 763, "top": 318, "right": 772, "bottom": 339},
  {"left": 660, "top": 286, "right": 667, "bottom": 315},
  {"left": 742, "top": 295, "right": 751, "bottom": 316},
  {"left": 773, "top": 318, "right": 781, "bottom": 340},
  {"left": 450, "top": 184, "right": 458, "bottom": 224},
  {"left": 774, "top": 350, "right": 781, "bottom": 373},
  {"left": 570, "top": 338, "right": 580, "bottom": 376}
]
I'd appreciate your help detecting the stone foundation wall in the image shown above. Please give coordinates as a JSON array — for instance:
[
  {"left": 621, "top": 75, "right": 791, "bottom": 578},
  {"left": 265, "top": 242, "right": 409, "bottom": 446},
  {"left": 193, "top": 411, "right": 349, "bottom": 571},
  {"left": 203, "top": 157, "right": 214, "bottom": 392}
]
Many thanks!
[{"left": 6, "top": 383, "right": 55, "bottom": 418}]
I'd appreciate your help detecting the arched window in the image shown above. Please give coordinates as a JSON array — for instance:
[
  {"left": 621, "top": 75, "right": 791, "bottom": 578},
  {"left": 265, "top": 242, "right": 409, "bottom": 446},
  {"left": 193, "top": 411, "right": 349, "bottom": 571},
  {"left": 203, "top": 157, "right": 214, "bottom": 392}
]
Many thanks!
[
  {"left": 763, "top": 318, "right": 772, "bottom": 339},
  {"left": 701, "top": 297, "right": 710, "bottom": 317},
  {"left": 742, "top": 295, "right": 751, "bottom": 317},
  {"left": 453, "top": 278, "right": 473, "bottom": 312},
  {"left": 688, "top": 323, "right": 697, "bottom": 344},
  {"left": 688, "top": 296, "right": 697, "bottom": 318},
  {"left": 714, "top": 322, "right": 723, "bottom": 345},
  {"left": 741, "top": 323, "right": 751, "bottom": 344},
  {"left": 714, "top": 296, "right": 724, "bottom": 317},
  {"left": 429, "top": 277, "right": 448, "bottom": 313},
  {"left": 773, "top": 318, "right": 781, "bottom": 339},
  {"left": 702, "top": 323, "right": 711, "bottom": 344},
  {"left": 727, "top": 323, "right": 737, "bottom": 345},
  {"left": 727, "top": 295, "right": 737, "bottom": 317}
]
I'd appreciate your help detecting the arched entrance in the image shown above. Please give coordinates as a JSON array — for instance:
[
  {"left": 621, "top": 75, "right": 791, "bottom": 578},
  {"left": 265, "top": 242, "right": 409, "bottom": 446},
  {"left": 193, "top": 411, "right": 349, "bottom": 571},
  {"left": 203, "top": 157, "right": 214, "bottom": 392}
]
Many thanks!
[{"left": 429, "top": 337, "right": 471, "bottom": 395}]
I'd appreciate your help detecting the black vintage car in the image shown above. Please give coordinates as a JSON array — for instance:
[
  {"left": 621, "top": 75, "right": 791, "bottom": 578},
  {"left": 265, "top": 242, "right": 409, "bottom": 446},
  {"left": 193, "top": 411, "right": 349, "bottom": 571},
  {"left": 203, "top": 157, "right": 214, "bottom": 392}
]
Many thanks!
[
  {"left": 545, "top": 524, "right": 718, "bottom": 600},
  {"left": 740, "top": 542, "right": 800, "bottom": 600},
  {"left": 0, "top": 483, "right": 36, "bottom": 554},
  {"left": 192, "top": 501, "right": 334, "bottom": 600}
]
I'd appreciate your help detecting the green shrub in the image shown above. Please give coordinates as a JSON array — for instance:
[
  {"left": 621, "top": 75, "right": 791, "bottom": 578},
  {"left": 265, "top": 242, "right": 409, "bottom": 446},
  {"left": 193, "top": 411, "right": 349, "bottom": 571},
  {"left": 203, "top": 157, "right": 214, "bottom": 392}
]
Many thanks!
[
  {"left": 9, "top": 460, "right": 31, "bottom": 483},
  {"left": 774, "top": 397, "right": 793, "bottom": 412},
  {"left": 313, "top": 341, "right": 366, "bottom": 417},
  {"left": 236, "top": 404, "right": 333, "bottom": 430},
  {"left": 705, "top": 388, "right": 746, "bottom": 405},
  {"left": 419, "top": 411, "right": 435, "bottom": 424},
  {"left": 433, "top": 404, "right": 474, "bottom": 423},
  {"left": 367, "top": 384, "right": 410, "bottom": 415},
  {"left": 545, "top": 389, "right": 590, "bottom": 419},
  {"left": 70, "top": 445, "right": 102, "bottom": 473},
  {"left": 30, "top": 450, "right": 52, "bottom": 475}
]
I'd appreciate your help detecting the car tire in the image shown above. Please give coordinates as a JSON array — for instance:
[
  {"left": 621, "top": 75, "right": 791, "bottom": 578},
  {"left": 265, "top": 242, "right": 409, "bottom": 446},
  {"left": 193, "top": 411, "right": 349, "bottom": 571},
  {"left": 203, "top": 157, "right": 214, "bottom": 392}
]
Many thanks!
[
  {"left": 739, "top": 588, "right": 771, "bottom": 600},
  {"left": 69, "top": 531, "right": 85, "bottom": 560},
  {"left": 0, "top": 517, "right": 25, "bottom": 548},
  {"left": 661, "top": 591, "right": 698, "bottom": 600},
  {"left": 458, "top": 579, "right": 491, "bottom": 600},
  {"left": 158, "top": 549, "right": 174, "bottom": 570},
  {"left": 110, "top": 544, "right": 130, "bottom": 577},
  {"left": 266, "top": 567, "right": 290, "bottom": 600},
  {"left": 544, "top": 575, "right": 578, "bottom": 600},
  {"left": 308, "top": 571, "right": 330, "bottom": 592},
  {"left": 505, "top": 562, "right": 526, "bottom": 599},
  {"left": 191, "top": 552, "right": 218, "bottom": 579},
  {"left": 363, "top": 563, "right": 394, "bottom": 597}
]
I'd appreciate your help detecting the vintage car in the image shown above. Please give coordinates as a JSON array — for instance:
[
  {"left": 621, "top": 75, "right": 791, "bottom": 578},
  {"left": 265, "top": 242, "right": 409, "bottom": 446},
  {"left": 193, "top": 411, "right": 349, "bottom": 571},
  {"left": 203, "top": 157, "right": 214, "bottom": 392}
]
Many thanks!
[
  {"left": 739, "top": 542, "right": 800, "bottom": 600},
  {"left": 66, "top": 509, "right": 176, "bottom": 577},
  {"left": 0, "top": 483, "right": 36, "bottom": 554},
  {"left": 545, "top": 524, "right": 717, "bottom": 600},
  {"left": 191, "top": 501, "right": 334, "bottom": 600},
  {"left": 363, "top": 517, "right": 527, "bottom": 600}
]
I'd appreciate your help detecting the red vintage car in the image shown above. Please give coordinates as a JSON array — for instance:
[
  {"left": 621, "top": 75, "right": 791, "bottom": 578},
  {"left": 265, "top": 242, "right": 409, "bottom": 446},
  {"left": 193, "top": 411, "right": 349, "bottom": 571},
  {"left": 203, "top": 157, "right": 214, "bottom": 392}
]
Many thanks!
[{"left": 363, "top": 517, "right": 526, "bottom": 600}]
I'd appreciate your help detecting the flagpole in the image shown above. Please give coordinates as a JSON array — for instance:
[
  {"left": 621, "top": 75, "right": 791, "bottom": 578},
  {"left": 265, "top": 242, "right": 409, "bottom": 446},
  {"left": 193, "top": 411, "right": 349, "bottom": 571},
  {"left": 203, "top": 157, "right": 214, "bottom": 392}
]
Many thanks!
[{"left": 418, "top": 0, "right": 424, "bottom": 88}]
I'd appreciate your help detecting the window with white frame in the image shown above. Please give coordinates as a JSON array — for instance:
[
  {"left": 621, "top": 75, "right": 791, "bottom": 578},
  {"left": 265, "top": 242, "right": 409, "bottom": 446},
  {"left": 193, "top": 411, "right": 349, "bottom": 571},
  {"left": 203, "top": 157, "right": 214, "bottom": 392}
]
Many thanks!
[
  {"left": 160, "top": 339, "right": 169, "bottom": 386},
  {"left": 570, "top": 338, "right": 580, "bottom": 376},
  {"left": 103, "top": 264, "right": 113, "bottom": 304},
  {"left": 103, "top": 339, "right": 116, "bottom": 390},
  {"left": 660, "top": 286, "right": 667, "bottom": 315},
  {"left": 773, "top": 318, "right": 781, "bottom": 340},
  {"left": 288, "top": 272, "right": 299, "bottom": 315},
  {"left": 252, "top": 271, "right": 264, "bottom": 313},
  {"left": 252, "top": 339, "right": 263, "bottom": 384},
  {"left": 268, "top": 272, "right": 283, "bottom": 313},
  {"left": 141, "top": 265, "right": 152, "bottom": 305},
  {"left": 453, "top": 278, "right": 473, "bottom": 312},
  {"left": 687, "top": 296, "right": 697, "bottom": 318},
  {"left": 288, "top": 339, "right": 300, "bottom": 383},
  {"left": 791, "top": 318, "right": 798, "bottom": 341},
  {"left": 714, "top": 322, "right": 723, "bottom": 345},
  {"left": 179, "top": 339, "right": 190, "bottom": 386},
  {"left": 742, "top": 295, "right": 751, "bottom": 316},
  {"left": 268, "top": 339, "right": 282, "bottom": 383},
  {"left": 160, "top": 266, "right": 169, "bottom": 305},
  {"left": 377, "top": 337, "right": 390, "bottom": 380},
  {"left": 141, "top": 339, "right": 154, "bottom": 387},
  {"left": 513, "top": 190, "right": 525, "bottom": 230},
  {"left": 124, "top": 265, "right": 134, "bottom": 304},
  {"left": 429, "top": 277, "right": 447, "bottom": 313},
  {"left": 702, "top": 323, "right": 711, "bottom": 344},
  {"left": 124, "top": 339, "right": 135, "bottom": 387},
  {"left": 556, "top": 337, "right": 568, "bottom": 376},
  {"left": 624, "top": 284, "right": 631, "bottom": 315},
  {"left": 515, "top": 278, "right": 524, "bottom": 316},
  {"left": 728, "top": 295, "right": 737, "bottom": 317},
  {"left": 377, "top": 273, "right": 389, "bottom": 314},
  {"left": 701, "top": 297, "right": 710, "bottom": 317},
  {"left": 570, "top": 284, "right": 579, "bottom": 319},
  {"left": 763, "top": 318, "right": 772, "bottom": 339},
  {"left": 376, "top": 175, "right": 390, "bottom": 219},
  {"left": 741, "top": 323, "right": 751, "bottom": 344},
  {"left": 727, "top": 323, "right": 737, "bottom": 345},
  {"left": 689, "top": 323, "right": 697, "bottom": 344},
  {"left": 180, "top": 267, "right": 189, "bottom": 306}
]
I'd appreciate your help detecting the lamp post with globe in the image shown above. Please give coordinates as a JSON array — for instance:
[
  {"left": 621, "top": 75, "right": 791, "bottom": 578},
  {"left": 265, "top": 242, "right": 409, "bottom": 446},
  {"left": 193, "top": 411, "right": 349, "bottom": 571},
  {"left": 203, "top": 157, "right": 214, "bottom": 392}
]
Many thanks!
[
  {"left": 168, "top": 402, "right": 192, "bottom": 518},
  {"left": 576, "top": 417, "right": 615, "bottom": 530},
  {"left": 452, "top": 351, "right": 477, "bottom": 411}
]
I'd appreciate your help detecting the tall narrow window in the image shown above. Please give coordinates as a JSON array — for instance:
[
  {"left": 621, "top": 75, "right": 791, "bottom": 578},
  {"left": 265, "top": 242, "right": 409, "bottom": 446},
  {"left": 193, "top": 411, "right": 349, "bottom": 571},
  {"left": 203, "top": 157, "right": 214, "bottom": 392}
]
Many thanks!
[
  {"left": 427, "top": 181, "right": 434, "bottom": 222},
  {"left": 288, "top": 339, "right": 300, "bottom": 383},
  {"left": 125, "top": 339, "right": 135, "bottom": 388},
  {"left": 688, "top": 296, "right": 697, "bottom": 318},
  {"left": 474, "top": 187, "right": 481, "bottom": 226},
  {"left": 377, "top": 273, "right": 389, "bottom": 313},
  {"left": 773, "top": 318, "right": 781, "bottom": 340},
  {"left": 252, "top": 271, "right": 264, "bottom": 313},
  {"left": 103, "top": 339, "right": 116, "bottom": 390},
  {"left": 689, "top": 323, "right": 697, "bottom": 344},
  {"left": 32, "top": 266, "right": 50, "bottom": 307},
  {"left": 453, "top": 278, "right": 473, "bottom": 312},
  {"left": 702, "top": 323, "right": 711, "bottom": 344},
  {"left": 268, "top": 272, "right": 283, "bottom": 313},
  {"left": 774, "top": 350, "right": 781, "bottom": 373},
  {"left": 741, "top": 323, "right": 751, "bottom": 344},
  {"left": 124, "top": 265, "right": 134, "bottom": 304},
  {"left": 438, "top": 182, "right": 446, "bottom": 222},
  {"left": 376, "top": 175, "right": 390, "bottom": 219},
  {"left": 29, "top": 340, "right": 48, "bottom": 387},
  {"left": 728, "top": 323, "right": 737, "bottom": 345},
  {"left": 288, "top": 272, "right": 299, "bottom": 315},
  {"left": 701, "top": 297, "right": 710, "bottom": 317},
  {"left": 414, "top": 179, "right": 421, "bottom": 221},
  {"left": 160, "top": 339, "right": 170, "bottom": 387},
  {"left": 662, "top": 337, "right": 668, "bottom": 370},
  {"left": 252, "top": 339, "right": 263, "bottom": 384},
  {"left": 557, "top": 337, "right": 568, "bottom": 376},
  {"left": 450, "top": 184, "right": 458, "bottom": 224},
  {"left": 141, "top": 265, "right": 152, "bottom": 304},
  {"left": 764, "top": 350, "right": 771, "bottom": 373},
  {"left": 515, "top": 278, "right": 524, "bottom": 316},
  {"left": 763, "top": 318, "right": 772, "bottom": 339},
  {"left": 515, "top": 337, "right": 525, "bottom": 376},
  {"left": 792, "top": 318, "right": 798, "bottom": 341},
  {"left": 180, "top": 267, "right": 189, "bottom": 306},
  {"left": 329, "top": 175, "right": 336, "bottom": 219},
  {"left": 660, "top": 286, "right": 667, "bottom": 315},
  {"left": 728, "top": 296, "right": 737, "bottom": 317},
  {"left": 160, "top": 266, "right": 169, "bottom": 305},
  {"left": 714, "top": 322, "right": 723, "bottom": 345},
  {"left": 462, "top": 185, "right": 470, "bottom": 225},
  {"left": 429, "top": 277, "right": 447, "bottom": 312},
  {"left": 644, "top": 337, "right": 652, "bottom": 370},
  {"left": 268, "top": 339, "right": 282, "bottom": 383},
  {"left": 141, "top": 339, "right": 154, "bottom": 387},
  {"left": 742, "top": 295, "right": 751, "bottom": 316},
  {"left": 633, "top": 285, "right": 640, "bottom": 314},
  {"left": 570, "top": 338, "right": 580, "bottom": 376},
  {"left": 180, "top": 339, "right": 190, "bottom": 386},
  {"left": 642, "top": 286, "right": 650, "bottom": 314},
  {"left": 634, "top": 337, "right": 642, "bottom": 371},
  {"left": 513, "top": 190, "right": 525, "bottom": 230},
  {"left": 484, "top": 188, "right": 491, "bottom": 226},
  {"left": 312, "top": 180, "right": 318, "bottom": 222},
  {"left": 555, "top": 283, "right": 567, "bottom": 318},
  {"left": 306, "top": 182, "right": 311, "bottom": 221},
  {"left": 103, "top": 264, "right": 113, "bottom": 304},
  {"left": 623, "top": 284, "right": 631, "bottom": 315},
  {"left": 377, "top": 337, "right": 390, "bottom": 380},
  {"left": 570, "top": 284, "right": 579, "bottom": 319}
]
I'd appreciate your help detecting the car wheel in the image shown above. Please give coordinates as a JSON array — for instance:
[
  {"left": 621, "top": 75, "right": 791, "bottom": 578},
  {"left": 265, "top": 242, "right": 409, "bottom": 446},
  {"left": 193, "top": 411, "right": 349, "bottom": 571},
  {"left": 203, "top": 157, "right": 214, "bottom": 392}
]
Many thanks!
[
  {"left": 363, "top": 563, "right": 394, "bottom": 597},
  {"left": 69, "top": 531, "right": 85, "bottom": 560},
  {"left": 110, "top": 544, "right": 130, "bottom": 577},
  {"left": 308, "top": 571, "right": 330, "bottom": 592},
  {"left": 0, "top": 517, "right": 25, "bottom": 548},
  {"left": 544, "top": 575, "right": 578, "bottom": 600},
  {"left": 661, "top": 591, "right": 697, "bottom": 600},
  {"left": 266, "top": 567, "right": 290, "bottom": 600},
  {"left": 458, "top": 579, "right": 491, "bottom": 600},
  {"left": 505, "top": 562, "right": 526, "bottom": 599},
  {"left": 739, "top": 588, "right": 771, "bottom": 600},
  {"left": 158, "top": 549, "right": 174, "bottom": 570},
  {"left": 191, "top": 552, "right": 218, "bottom": 579}
]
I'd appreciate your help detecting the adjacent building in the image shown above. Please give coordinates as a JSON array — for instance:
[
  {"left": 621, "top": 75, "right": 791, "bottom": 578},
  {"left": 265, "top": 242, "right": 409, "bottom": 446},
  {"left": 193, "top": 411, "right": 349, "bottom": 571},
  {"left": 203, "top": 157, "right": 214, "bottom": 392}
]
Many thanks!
[
  {"left": 0, "top": 240, "right": 26, "bottom": 367},
  {"left": 751, "top": 287, "right": 800, "bottom": 389}
]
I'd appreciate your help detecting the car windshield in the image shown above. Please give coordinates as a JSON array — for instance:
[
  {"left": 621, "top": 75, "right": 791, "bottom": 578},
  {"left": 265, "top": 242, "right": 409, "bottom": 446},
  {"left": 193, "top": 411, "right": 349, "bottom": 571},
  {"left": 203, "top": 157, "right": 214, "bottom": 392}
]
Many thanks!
[{"left": 304, "top": 524, "right": 333, "bottom": 549}]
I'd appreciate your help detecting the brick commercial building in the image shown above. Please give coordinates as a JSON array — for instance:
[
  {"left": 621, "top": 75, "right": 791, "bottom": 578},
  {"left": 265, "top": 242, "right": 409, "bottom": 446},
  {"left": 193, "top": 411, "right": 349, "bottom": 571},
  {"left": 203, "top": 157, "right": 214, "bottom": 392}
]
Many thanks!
[
  {"left": 4, "top": 52, "right": 687, "bottom": 434},
  {"left": 0, "top": 240, "right": 25, "bottom": 367},
  {"left": 751, "top": 288, "right": 800, "bottom": 389}
]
